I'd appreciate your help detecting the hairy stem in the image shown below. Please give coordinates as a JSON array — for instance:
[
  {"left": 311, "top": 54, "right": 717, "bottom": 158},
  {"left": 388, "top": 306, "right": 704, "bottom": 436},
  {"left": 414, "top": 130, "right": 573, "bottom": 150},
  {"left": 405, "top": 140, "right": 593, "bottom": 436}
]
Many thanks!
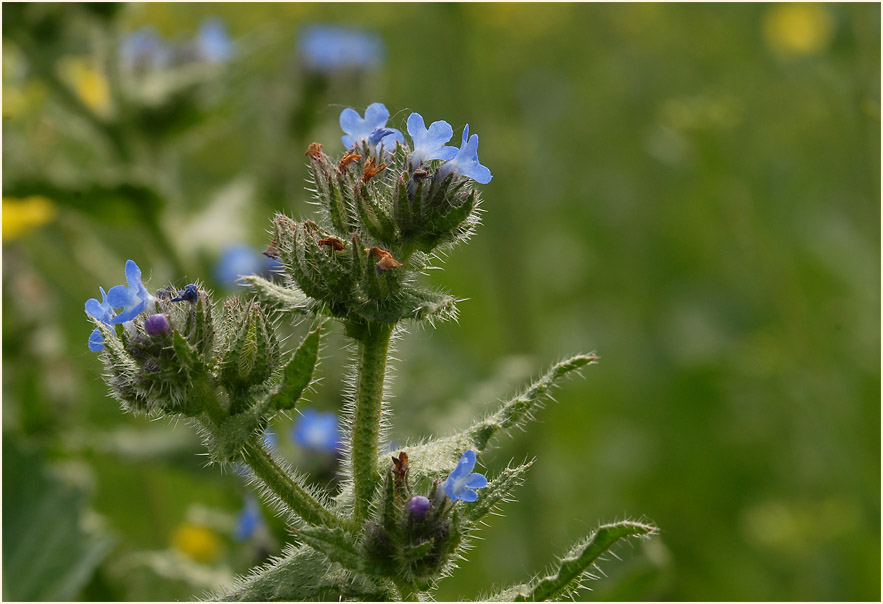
[
  {"left": 350, "top": 321, "right": 394, "bottom": 521},
  {"left": 241, "top": 439, "right": 340, "bottom": 529}
]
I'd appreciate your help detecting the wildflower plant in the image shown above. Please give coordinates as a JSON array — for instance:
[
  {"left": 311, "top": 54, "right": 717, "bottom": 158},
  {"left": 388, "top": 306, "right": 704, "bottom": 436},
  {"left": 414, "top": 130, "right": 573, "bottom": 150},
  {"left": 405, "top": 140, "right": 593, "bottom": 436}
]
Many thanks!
[{"left": 88, "top": 102, "right": 655, "bottom": 601}]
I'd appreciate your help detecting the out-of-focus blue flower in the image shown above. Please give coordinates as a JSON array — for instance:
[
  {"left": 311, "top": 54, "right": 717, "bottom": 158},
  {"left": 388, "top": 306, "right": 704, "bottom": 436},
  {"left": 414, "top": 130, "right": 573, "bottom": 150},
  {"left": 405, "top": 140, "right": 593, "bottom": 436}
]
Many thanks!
[
  {"left": 215, "top": 243, "right": 278, "bottom": 289},
  {"left": 442, "top": 449, "right": 488, "bottom": 502},
  {"left": 119, "top": 28, "right": 171, "bottom": 71},
  {"left": 233, "top": 495, "right": 262, "bottom": 542},
  {"left": 298, "top": 24, "right": 383, "bottom": 73},
  {"left": 339, "top": 102, "right": 404, "bottom": 151},
  {"left": 406, "top": 112, "right": 458, "bottom": 169},
  {"left": 263, "top": 427, "right": 278, "bottom": 449},
  {"left": 195, "top": 18, "right": 233, "bottom": 63},
  {"left": 437, "top": 124, "right": 493, "bottom": 184},
  {"left": 291, "top": 408, "right": 341, "bottom": 453},
  {"left": 107, "top": 260, "right": 154, "bottom": 323}
]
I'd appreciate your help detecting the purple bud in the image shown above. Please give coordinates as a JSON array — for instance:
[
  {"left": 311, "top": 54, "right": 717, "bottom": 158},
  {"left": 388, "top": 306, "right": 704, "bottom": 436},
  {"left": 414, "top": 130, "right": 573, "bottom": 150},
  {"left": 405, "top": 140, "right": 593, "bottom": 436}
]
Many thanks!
[
  {"left": 408, "top": 496, "right": 431, "bottom": 520},
  {"left": 144, "top": 313, "right": 171, "bottom": 336}
]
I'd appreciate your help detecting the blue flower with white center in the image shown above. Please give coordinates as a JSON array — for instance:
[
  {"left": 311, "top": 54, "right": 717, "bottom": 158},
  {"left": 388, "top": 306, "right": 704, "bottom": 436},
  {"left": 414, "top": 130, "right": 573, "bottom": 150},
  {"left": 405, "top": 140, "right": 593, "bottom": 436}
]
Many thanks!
[
  {"left": 437, "top": 124, "right": 493, "bottom": 184},
  {"left": 298, "top": 25, "right": 383, "bottom": 73},
  {"left": 107, "top": 260, "right": 154, "bottom": 324},
  {"left": 406, "top": 112, "right": 458, "bottom": 169},
  {"left": 339, "top": 102, "right": 404, "bottom": 151},
  {"left": 233, "top": 495, "right": 262, "bottom": 542},
  {"left": 85, "top": 287, "right": 116, "bottom": 352},
  {"left": 442, "top": 449, "right": 488, "bottom": 502},
  {"left": 291, "top": 408, "right": 341, "bottom": 453},
  {"left": 195, "top": 18, "right": 233, "bottom": 64}
]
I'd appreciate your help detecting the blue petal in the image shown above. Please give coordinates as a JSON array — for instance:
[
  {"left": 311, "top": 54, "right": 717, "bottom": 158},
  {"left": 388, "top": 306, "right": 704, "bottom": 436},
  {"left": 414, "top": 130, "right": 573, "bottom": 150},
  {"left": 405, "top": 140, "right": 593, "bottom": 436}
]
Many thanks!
[
  {"left": 88, "top": 328, "right": 105, "bottom": 352},
  {"left": 464, "top": 473, "right": 488, "bottom": 489},
  {"left": 456, "top": 488, "right": 479, "bottom": 503},
  {"left": 426, "top": 120, "right": 454, "bottom": 145},
  {"left": 454, "top": 449, "right": 477, "bottom": 477},
  {"left": 339, "top": 107, "right": 362, "bottom": 134},
  {"left": 442, "top": 476, "right": 457, "bottom": 500},
  {"left": 406, "top": 112, "right": 426, "bottom": 138},
  {"left": 363, "top": 102, "right": 389, "bottom": 128},
  {"left": 459, "top": 162, "right": 493, "bottom": 185}
]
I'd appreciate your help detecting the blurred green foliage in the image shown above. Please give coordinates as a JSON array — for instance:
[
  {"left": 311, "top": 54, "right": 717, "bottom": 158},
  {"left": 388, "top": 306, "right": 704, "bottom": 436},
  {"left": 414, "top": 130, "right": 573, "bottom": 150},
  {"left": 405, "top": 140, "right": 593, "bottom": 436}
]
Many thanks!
[{"left": 3, "top": 2, "right": 879, "bottom": 601}]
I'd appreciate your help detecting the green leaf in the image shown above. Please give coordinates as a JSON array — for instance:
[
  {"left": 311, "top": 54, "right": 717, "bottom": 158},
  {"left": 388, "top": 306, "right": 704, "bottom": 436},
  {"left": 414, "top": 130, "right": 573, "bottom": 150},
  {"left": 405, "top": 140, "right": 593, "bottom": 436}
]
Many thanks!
[
  {"left": 294, "top": 525, "right": 363, "bottom": 570},
  {"left": 489, "top": 521, "right": 657, "bottom": 601},
  {"left": 462, "top": 460, "right": 533, "bottom": 526},
  {"left": 401, "top": 354, "right": 598, "bottom": 481},
  {"left": 271, "top": 323, "right": 322, "bottom": 410},
  {"left": 242, "top": 275, "right": 312, "bottom": 315},
  {"left": 2, "top": 437, "right": 114, "bottom": 601}
]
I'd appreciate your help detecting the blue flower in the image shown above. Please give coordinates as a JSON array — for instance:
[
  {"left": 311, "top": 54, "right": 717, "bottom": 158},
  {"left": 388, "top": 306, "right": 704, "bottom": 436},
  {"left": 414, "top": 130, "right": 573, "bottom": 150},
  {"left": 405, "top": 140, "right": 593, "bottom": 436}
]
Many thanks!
[
  {"left": 85, "top": 287, "right": 116, "bottom": 352},
  {"left": 195, "top": 18, "right": 233, "bottom": 64},
  {"left": 107, "top": 260, "right": 154, "bottom": 324},
  {"left": 406, "top": 112, "right": 458, "bottom": 169},
  {"left": 291, "top": 408, "right": 341, "bottom": 453},
  {"left": 215, "top": 243, "right": 277, "bottom": 289},
  {"left": 339, "top": 102, "right": 404, "bottom": 151},
  {"left": 437, "top": 124, "right": 492, "bottom": 184},
  {"left": 233, "top": 495, "right": 262, "bottom": 542},
  {"left": 442, "top": 449, "right": 488, "bottom": 502},
  {"left": 119, "top": 28, "right": 171, "bottom": 71},
  {"left": 298, "top": 25, "right": 383, "bottom": 73}
]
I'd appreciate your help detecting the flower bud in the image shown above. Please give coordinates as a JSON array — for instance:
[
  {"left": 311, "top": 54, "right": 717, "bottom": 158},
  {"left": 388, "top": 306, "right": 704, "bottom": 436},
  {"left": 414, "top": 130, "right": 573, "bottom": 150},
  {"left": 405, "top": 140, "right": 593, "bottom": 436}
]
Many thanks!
[
  {"left": 408, "top": 496, "right": 431, "bottom": 520},
  {"left": 144, "top": 313, "right": 171, "bottom": 336}
]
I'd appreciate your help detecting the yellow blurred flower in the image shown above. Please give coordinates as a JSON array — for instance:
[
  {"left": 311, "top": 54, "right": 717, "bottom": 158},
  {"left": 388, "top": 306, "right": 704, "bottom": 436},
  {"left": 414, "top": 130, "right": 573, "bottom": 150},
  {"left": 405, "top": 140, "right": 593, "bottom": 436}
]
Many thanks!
[
  {"left": 763, "top": 3, "right": 834, "bottom": 57},
  {"left": 170, "top": 523, "right": 223, "bottom": 563},
  {"left": 56, "top": 57, "right": 112, "bottom": 116},
  {"left": 3, "top": 196, "right": 57, "bottom": 241}
]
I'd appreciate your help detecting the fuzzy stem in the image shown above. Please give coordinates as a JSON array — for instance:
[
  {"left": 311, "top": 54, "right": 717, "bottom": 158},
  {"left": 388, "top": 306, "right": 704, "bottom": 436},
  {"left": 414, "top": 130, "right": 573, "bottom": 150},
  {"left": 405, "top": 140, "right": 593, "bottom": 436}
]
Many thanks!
[
  {"left": 241, "top": 439, "right": 340, "bottom": 529},
  {"left": 350, "top": 321, "right": 394, "bottom": 521}
]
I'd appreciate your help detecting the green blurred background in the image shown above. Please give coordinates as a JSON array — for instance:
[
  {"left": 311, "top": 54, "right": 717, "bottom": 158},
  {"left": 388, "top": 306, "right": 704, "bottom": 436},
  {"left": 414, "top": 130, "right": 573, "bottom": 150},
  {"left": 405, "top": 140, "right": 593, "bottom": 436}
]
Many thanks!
[{"left": 3, "top": 2, "right": 880, "bottom": 601}]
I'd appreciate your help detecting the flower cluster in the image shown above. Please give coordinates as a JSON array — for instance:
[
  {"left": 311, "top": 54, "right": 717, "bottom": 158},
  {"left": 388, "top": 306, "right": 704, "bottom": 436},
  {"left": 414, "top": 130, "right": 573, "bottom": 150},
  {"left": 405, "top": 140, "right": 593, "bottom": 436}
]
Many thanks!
[
  {"left": 84, "top": 260, "right": 155, "bottom": 352},
  {"left": 340, "top": 102, "right": 492, "bottom": 184}
]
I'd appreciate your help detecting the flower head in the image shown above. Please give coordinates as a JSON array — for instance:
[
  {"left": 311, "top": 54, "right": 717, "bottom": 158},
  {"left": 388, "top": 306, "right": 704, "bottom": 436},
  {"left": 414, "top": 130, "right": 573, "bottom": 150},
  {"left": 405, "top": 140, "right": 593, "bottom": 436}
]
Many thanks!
[
  {"left": 340, "top": 102, "right": 404, "bottom": 151},
  {"left": 442, "top": 449, "right": 488, "bottom": 502},
  {"left": 85, "top": 286, "right": 116, "bottom": 352},
  {"left": 233, "top": 495, "right": 262, "bottom": 542},
  {"left": 406, "top": 112, "right": 458, "bottom": 169},
  {"left": 291, "top": 408, "right": 341, "bottom": 453},
  {"left": 438, "top": 124, "right": 492, "bottom": 184},
  {"left": 195, "top": 18, "right": 234, "bottom": 63},
  {"left": 299, "top": 25, "right": 383, "bottom": 73},
  {"left": 107, "top": 260, "right": 154, "bottom": 324}
]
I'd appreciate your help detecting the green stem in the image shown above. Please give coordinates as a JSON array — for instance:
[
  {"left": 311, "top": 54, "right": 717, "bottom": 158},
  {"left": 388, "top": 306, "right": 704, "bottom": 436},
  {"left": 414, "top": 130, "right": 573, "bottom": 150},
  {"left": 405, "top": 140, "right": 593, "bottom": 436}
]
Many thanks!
[
  {"left": 241, "top": 439, "right": 339, "bottom": 529},
  {"left": 350, "top": 321, "right": 394, "bottom": 521}
]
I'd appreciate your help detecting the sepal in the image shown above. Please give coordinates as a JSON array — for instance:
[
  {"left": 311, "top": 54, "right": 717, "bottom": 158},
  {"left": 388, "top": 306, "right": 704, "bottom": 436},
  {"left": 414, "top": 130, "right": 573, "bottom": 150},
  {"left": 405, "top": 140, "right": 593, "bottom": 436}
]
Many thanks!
[{"left": 271, "top": 323, "right": 322, "bottom": 410}]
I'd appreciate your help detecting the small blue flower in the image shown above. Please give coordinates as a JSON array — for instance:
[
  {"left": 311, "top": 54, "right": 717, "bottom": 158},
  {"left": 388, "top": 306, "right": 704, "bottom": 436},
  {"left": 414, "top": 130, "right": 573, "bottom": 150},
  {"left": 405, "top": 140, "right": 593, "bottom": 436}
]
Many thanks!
[
  {"left": 339, "top": 102, "right": 404, "bottom": 151},
  {"left": 442, "top": 449, "right": 488, "bottom": 502},
  {"left": 437, "top": 124, "right": 493, "bottom": 184},
  {"left": 195, "top": 18, "right": 233, "bottom": 63},
  {"left": 215, "top": 243, "right": 277, "bottom": 289},
  {"left": 107, "top": 260, "right": 154, "bottom": 324},
  {"left": 233, "top": 495, "right": 262, "bottom": 542},
  {"left": 170, "top": 284, "right": 199, "bottom": 303},
  {"left": 298, "top": 25, "right": 383, "bottom": 73},
  {"left": 291, "top": 408, "right": 341, "bottom": 453},
  {"left": 85, "top": 287, "right": 116, "bottom": 352},
  {"left": 406, "top": 113, "right": 458, "bottom": 169}
]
